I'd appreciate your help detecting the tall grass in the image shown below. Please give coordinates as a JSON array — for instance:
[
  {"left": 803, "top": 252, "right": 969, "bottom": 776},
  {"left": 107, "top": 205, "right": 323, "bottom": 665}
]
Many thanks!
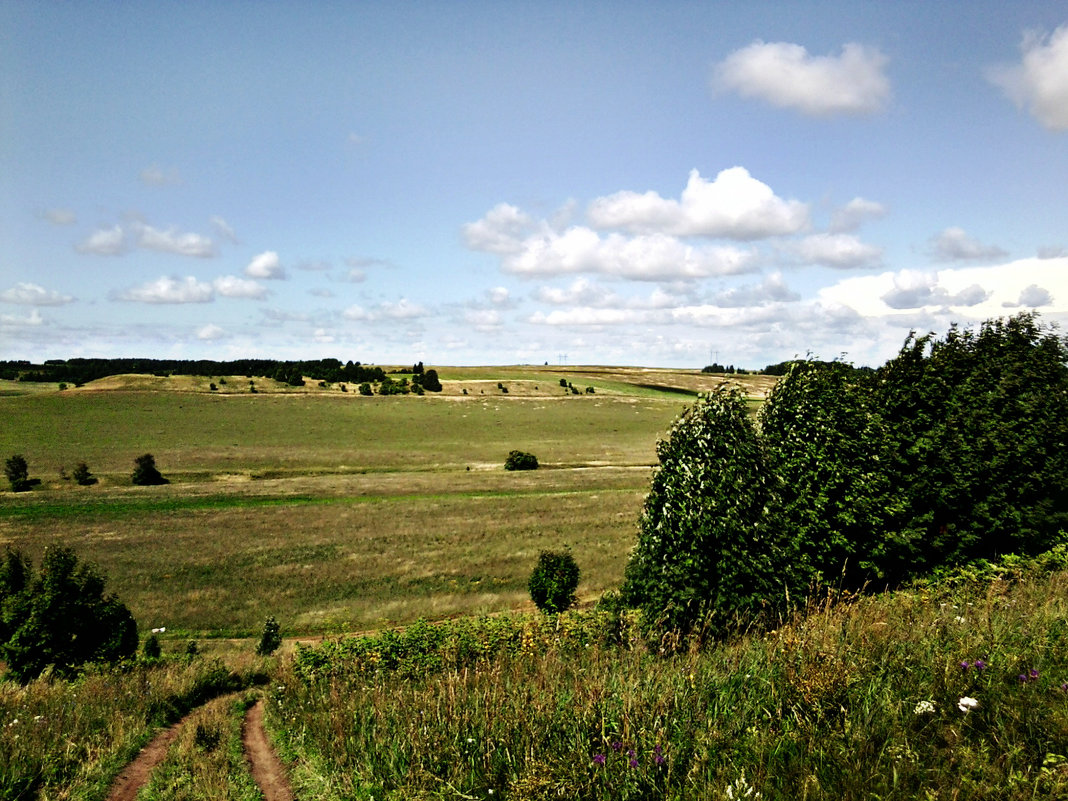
[
  {"left": 267, "top": 556, "right": 1068, "bottom": 800},
  {"left": 0, "top": 656, "right": 260, "bottom": 800}
]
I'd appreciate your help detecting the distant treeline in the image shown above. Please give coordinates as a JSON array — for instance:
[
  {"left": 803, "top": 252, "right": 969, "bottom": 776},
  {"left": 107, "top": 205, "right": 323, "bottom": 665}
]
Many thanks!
[
  {"left": 0, "top": 358, "right": 389, "bottom": 387},
  {"left": 755, "top": 360, "right": 874, "bottom": 377}
]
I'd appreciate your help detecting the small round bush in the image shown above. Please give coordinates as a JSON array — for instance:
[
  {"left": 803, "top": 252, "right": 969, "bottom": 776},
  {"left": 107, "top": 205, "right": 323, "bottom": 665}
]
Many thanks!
[
  {"left": 131, "top": 453, "right": 167, "bottom": 486},
  {"left": 504, "top": 450, "right": 539, "bottom": 471},
  {"left": 142, "top": 633, "right": 161, "bottom": 661},
  {"left": 528, "top": 550, "right": 580, "bottom": 614}
]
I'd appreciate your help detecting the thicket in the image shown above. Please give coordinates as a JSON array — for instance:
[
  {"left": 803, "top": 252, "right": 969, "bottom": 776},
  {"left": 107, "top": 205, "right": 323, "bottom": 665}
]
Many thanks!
[
  {"left": 623, "top": 313, "right": 1068, "bottom": 636},
  {"left": 4, "top": 454, "right": 31, "bottom": 492},
  {"left": 505, "top": 450, "right": 539, "bottom": 471},
  {"left": 529, "top": 550, "right": 580, "bottom": 614},
  {"left": 131, "top": 453, "right": 168, "bottom": 486},
  {"left": 0, "top": 546, "right": 138, "bottom": 682}
]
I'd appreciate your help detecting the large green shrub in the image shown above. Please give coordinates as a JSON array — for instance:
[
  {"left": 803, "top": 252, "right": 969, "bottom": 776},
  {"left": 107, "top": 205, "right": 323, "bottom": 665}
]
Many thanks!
[
  {"left": 4, "top": 454, "right": 31, "bottom": 492},
  {"left": 256, "top": 615, "right": 282, "bottom": 656},
  {"left": 0, "top": 546, "right": 138, "bottom": 682},
  {"left": 623, "top": 313, "right": 1068, "bottom": 637},
  {"left": 504, "top": 450, "right": 539, "bottom": 471},
  {"left": 528, "top": 550, "right": 580, "bottom": 614},
  {"left": 622, "top": 387, "right": 788, "bottom": 635},
  {"left": 131, "top": 453, "right": 168, "bottom": 486}
]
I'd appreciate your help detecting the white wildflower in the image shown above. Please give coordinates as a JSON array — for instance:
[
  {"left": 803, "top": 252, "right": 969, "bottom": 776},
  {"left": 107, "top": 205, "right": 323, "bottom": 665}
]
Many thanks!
[
  {"left": 913, "top": 700, "right": 936, "bottom": 715},
  {"left": 958, "top": 696, "right": 979, "bottom": 713}
]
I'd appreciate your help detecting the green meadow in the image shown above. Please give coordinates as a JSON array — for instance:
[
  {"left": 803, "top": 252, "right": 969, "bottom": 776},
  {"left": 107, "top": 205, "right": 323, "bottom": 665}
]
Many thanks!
[{"left": 0, "top": 367, "right": 764, "bottom": 638}]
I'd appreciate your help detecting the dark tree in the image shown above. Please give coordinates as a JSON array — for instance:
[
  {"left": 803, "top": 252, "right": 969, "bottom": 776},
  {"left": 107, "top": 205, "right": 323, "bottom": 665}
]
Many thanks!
[
  {"left": 421, "top": 369, "right": 442, "bottom": 392},
  {"left": 0, "top": 546, "right": 138, "bottom": 682},
  {"left": 132, "top": 453, "right": 168, "bottom": 486},
  {"left": 256, "top": 616, "right": 282, "bottom": 656},
  {"left": 4, "top": 454, "right": 31, "bottom": 492},
  {"left": 504, "top": 450, "right": 539, "bottom": 471},
  {"left": 72, "top": 461, "right": 96, "bottom": 486}
]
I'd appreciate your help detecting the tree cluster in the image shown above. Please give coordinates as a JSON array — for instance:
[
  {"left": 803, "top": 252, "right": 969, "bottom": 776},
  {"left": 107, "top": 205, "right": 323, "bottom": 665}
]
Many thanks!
[
  {"left": 0, "top": 547, "right": 138, "bottom": 682},
  {"left": 623, "top": 314, "right": 1068, "bottom": 637}
]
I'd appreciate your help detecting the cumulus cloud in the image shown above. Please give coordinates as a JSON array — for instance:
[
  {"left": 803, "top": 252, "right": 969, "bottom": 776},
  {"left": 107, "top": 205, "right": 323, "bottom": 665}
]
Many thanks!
[
  {"left": 712, "top": 41, "right": 891, "bottom": 116},
  {"left": 117, "top": 276, "right": 214, "bottom": 304},
  {"left": 534, "top": 278, "right": 619, "bottom": 307},
  {"left": 1017, "top": 284, "right": 1053, "bottom": 307},
  {"left": 1, "top": 282, "right": 74, "bottom": 306},
  {"left": 794, "top": 233, "right": 883, "bottom": 269},
  {"left": 196, "top": 323, "right": 227, "bottom": 340},
  {"left": 487, "top": 287, "right": 511, "bottom": 306},
  {"left": 829, "top": 197, "right": 887, "bottom": 232},
  {"left": 711, "top": 273, "right": 801, "bottom": 307},
  {"left": 881, "top": 271, "right": 990, "bottom": 309},
  {"left": 245, "top": 251, "right": 285, "bottom": 279},
  {"left": 988, "top": 24, "right": 1068, "bottom": 131},
  {"left": 40, "top": 208, "right": 77, "bottom": 226},
  {"left": 930, "top": 227, "right": 1008, "bottom": 262},
  {"left": 587, "top": 167, "right": 809, "bottom": 239},
  {"left": 0, "top": 309, "right": 44, "bottom": 327},
  {"left": 136, "top": 224, "right": 216, "bottom": 258},
  {"left": 462, "top": 204, "right": 534, "bottom": 253},
  {"left": 464, "top": 309, "right": 502, "bottom": 330},
  {"left": 343, "top": 298, "right": 428, "bottom": 321},
  {"left": 139, "top": 164, "right": 182, "bottom": 185},
  {"left": 76, "top": 225, "right": 126, "bottom": 255},
  {"left": 213, "top": 275, "right": 267, "bottom": 299}
]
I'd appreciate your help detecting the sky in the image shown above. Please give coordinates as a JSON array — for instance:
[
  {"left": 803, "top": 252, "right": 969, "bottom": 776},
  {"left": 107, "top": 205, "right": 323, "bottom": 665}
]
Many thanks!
[{"left": 2, "top": 1, "right": 1067, "bottom": 369}]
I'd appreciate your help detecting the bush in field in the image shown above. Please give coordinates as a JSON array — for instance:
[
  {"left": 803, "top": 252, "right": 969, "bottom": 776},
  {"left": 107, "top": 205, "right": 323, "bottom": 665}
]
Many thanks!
[
  {"left": 142, "top": 633, "right": 162, "bottom": 660},
  {"left": 359, "top": 382, "right": 373, "bottom": 396},
  {"left": 131, "top": 453, "right": 168, "bottom": 485},
  {"left": 528, "top": 550, "right": 580, "bottom": 614},
  {"left": 421, "top": 369, "right": 442, "bottom": 392},
  {"left": 504, "top": 450, "right": 539, "bottom": 471},
  {"left": 0, "top": 546, "right": 138, "bottom": 682},
  {"left": 256, "top": 616, "right": 282, "bottom": 656},
  {"left": 71, "top": 461, "right": 96, "bottom": 486},
  {"left": 4, "top": 454, "right": 31, "bottom": 492}
]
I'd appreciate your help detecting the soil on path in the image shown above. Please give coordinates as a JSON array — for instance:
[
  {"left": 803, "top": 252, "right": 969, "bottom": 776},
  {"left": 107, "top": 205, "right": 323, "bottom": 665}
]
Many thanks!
[
  {"left": 105, "top": 717, "right": 186, "bottom": 801},
  {"left": 243, "top": 699, "right": 296, "bottom": 801}
]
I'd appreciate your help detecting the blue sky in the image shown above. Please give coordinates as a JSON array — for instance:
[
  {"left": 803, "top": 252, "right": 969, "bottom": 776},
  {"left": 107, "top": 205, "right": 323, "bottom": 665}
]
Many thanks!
[{"left": 2, "top": 1, "right": 1067, "bottom": 368}]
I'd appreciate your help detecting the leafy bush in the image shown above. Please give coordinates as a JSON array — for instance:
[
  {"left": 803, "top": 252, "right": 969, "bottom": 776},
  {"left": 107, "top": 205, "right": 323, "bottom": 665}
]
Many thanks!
[
  {"left": 256, "top": 616, "right": 282, "bottom": 656},
  {"left": 504, "top": 450, "right": 539, "bottom": 471},
  {"left": 528, "top": 550, "right": 580, "bottom": 613},
  {"left": 131, "top": 453, "right": 168, "bottom": 485},
  {"left": 421, "top": 369, "right": 443, "bottom": 392},
  {"left": 623, "top": 313, "right": 1068, "bottom": 638},
  {"left": 359, "top": 382, "right": 373, "bottom": 395},
  {"left": 4, "top": 454, "right": 31, "bottom": 492},
  {"left": 142, "top": 633, "right": 162, "bottom": 660},
  {"left": 0, "top": 546, "right": 138, "bottom": 682},
  {"left": 71, "top": 460, "right": 96, "bottom": 486}
]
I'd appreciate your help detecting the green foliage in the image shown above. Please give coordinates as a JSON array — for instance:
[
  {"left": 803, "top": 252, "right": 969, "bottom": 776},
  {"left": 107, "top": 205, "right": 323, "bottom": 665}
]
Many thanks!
[
  {"left": 504, "top": 449, "right": 539, "bottom": 471},
  {"left": 131, "top": 452, "right": 168, "bottom": 485},
  {"left": 4, "top": 454, "right": 31, "bottom": 492},
  {"left": 256, "top": 615, "right": 282, "bottom": 656},
  {"left": 528, "top": 550, "right": 580, "bottom": 613},
  {"left": 0, "top": 546, "right": 138, "bottom": 682},
  {"left": 142, "top": 633, "right": 162, "bottom": 660},
  {"left": 625, "top": 313, "right": 1068, "bottom": 638},
  {"left": 622, "top": 386, "right": 787, "bottom": 635},
  {"left": 358, "top": 381, "right": 373, "bottom": 395},
  {"left": 421, "top": 368, "right": 442, "bottom": 392}
]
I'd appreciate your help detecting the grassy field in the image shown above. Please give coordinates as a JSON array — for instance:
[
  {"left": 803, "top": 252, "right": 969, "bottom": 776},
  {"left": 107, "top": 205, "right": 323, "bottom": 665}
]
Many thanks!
[{"left": 0, "top": 366, "right": 767, "bottom": 638}]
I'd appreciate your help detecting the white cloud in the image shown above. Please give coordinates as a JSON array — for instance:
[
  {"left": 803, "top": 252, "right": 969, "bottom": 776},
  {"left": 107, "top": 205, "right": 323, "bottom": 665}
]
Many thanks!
[
  {"left": 1, "top": 282, "right": 74, "bottom": 306},
  {"left": 76, "top": 225, "right": 126, "bottom": 255},
  {"left": 40, "top": 208, "right": 77, "bottom": 226},
  {"left": 529, "top": 307, "right": 638, "bottom": 327},
  {"left": 462, "top": 204, "right": 535, "bottom": 253},
  {"left": 794, "top": 233, "right": 883, "bottom": 269},
  {"left": 1017, "top": 284, "right": 1053, "bottom": 307},
  {"left": 245, "top": 251, "right": 285, "bottom": 279},
  {"left": 829, "top": 197, "right": 887, "bottom": 232},
  {"left": 343, "top": 298, "right": 428, "bottom": 322},
  {"left": 213, "top": 275, "right": 268, "bottom": 299},
  {"left": 535, "top": 278, "right": 617, "bottom": 307},
  {"left": 712, "top": 41, "right": 891, "bottom": 116},
  {"left": 136, "top": 224, "right": 216, "bottom": 258},
  {"left": 0, "top": 309, "right": 44, "bottom": 327},
  {"left": 118, "top": 276, "right": 214, "bottom": 304},
  {"left": 712, "top": 273, "right": 801, "bottom": 307},
  {"left": 487, "top": 286, "right": 511, "bottom": 306},
  {"left": 587, "top": 167, "right": 809, "bottom": 239},
  {"left": 140, "top": 164, "right": 182, "bottom": 185},
  {"left": 930, "top": 227, "right": 1008, "bottom": 262},
  {"left": 211, "top": 216, "right": 238, "bottom": 243},
  {"left": 988, "top": 24, "right": 1068, "bottom": 131},
  {"left": 880, "top": 271, "right": 989, "bottom": 309},
  {"left": 819, "top": 257, "right": 1068, "bottom": 321},
  {"left": 464, "top": 309, "right": 502, "bottom": 330},
  {"left": 196, "top": 323, "right": 227, "bottom": 340}
]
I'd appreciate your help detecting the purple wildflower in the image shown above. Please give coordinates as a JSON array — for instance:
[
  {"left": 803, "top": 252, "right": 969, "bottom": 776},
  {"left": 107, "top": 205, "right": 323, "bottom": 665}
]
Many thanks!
[
  {"left": 654, "top": 753, "right": 667, "bottom": 766},
  {"left": 1030, "top": 668, "right": 1040, "bottom": 680},
  {"left": 959, "top": 660, "right": 970, "bottom": 671},
  {"left": 593, "top": 754, "right": 606, "bottom": 765},
  {"left": 973, "top": 659, "right": 986, "bottom": 671},
  {"left": 611, "top": 741, "right": 622, "bottom": 753},
  {"left": 1018, "top": 673, "right": 1029, "bottom": 684},
  {"left": 626, "top": 748, "right": 636, "bottom": 758},
  {"left": 1060, "top": 682, "right": 1067, "bottom": 692},
  {"left": 629, "top": 757, "right": 639, "bottom": 768}
]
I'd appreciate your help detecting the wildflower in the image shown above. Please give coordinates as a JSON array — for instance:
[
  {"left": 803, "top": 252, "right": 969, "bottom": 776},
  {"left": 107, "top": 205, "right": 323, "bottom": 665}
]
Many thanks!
[
  {"left": 626, "top": 748, "right": 636, "bottom": 758},
  {"left": 629, "top": 757, "right": 639, "bottom": 768},
  {"left": 914, "top": 700, "right": 936, "bottom": 715},
  {"left": 957, "top": 696, "right": 979, "bottom": 713},
  {"left": 1030, "top": 668, "right": 1040, "bottom": 680},
  {"left": 592, "top": 754, "right": 606, "bottom": 765},
  {"left": 973, "top": 659, "right": 986, "bottom": 671},
  {"left": 611, "top": 740, "right": 622, "bottom": 752},
  {"left": 959, "top": 660, "right": 970, "bottom": 671},
  {"left": 654, "top": 752, "right": 667, "bottom": 766},
  {"left": 954, "top": 615, "right": 966, "bottom": 624},
  {"left": 725, "top": 772, "right": 761, "bottom": 799},
  {"left": 1060, "top": 682, "right": 1067, "bottom": 692}
]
